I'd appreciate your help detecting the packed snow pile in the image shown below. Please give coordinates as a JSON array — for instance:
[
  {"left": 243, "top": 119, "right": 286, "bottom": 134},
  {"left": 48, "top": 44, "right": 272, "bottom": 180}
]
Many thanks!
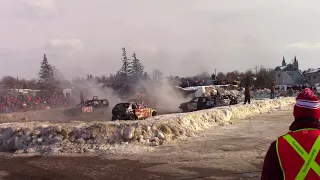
[{"left": 0, "top": 97, "right": 295, "bottom": 154}]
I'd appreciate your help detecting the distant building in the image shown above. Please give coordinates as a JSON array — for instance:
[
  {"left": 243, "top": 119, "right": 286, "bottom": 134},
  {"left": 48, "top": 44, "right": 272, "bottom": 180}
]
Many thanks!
[
  {"left": 303, "top": 68, "right": 320, "bottom": 86},
  {"left": 274, "top": 56, "right": 307, "bottom": 85}
]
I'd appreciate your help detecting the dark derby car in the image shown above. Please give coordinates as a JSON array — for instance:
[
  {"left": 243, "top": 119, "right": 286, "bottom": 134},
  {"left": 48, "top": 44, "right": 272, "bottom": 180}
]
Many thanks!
[
  {"left": 179, "top": 95, "right": 237, "bottom": 112},
  {"left": 179, "top": 97, "right": 216, "bottom": 112},
  {"left": 77, "top": 96, "right": 109, "bottom": 113},
  {"left": 219, "top": 95, "right": 238, "bottom": 105},
  {"left": 111, "top": 102, "right": 157, "bottom": 121}
]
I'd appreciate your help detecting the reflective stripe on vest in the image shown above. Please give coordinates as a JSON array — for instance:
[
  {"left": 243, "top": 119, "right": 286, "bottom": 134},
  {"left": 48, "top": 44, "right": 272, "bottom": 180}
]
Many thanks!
[
  {"left": 277, "top": 129, "right": 320, "bottom": 180},
  {"left": 283, "top": 134, "right": 320, "bottom": 179}
]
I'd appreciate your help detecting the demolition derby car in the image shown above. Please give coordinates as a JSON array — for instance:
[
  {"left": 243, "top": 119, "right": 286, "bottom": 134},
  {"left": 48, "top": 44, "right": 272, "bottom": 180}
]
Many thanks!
[
  {"left": 111, "top": 102, "right": 157, "bottom": 121},
  {"left": 179, "top": 97, "right": 216, "bottom": 112},
  {"left": 127, "top": 98, "right": 157, "bottom": 107},
  {"left": 127, "top": 92, "right": 157, "bottom": 107},
  {"left": 179, "top": 95, "right": 238, "bottom": 112},
  {"left": 77, "top": 96, "right": 109, "bottom": 113},
  {"left": 220, "top": 95, "right": 238, "bottom": 105}
]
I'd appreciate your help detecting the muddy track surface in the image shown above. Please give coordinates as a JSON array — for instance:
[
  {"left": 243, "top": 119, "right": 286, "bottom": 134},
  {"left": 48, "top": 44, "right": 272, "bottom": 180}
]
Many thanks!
[
  {"left": 0, "top": 108, "right": 181, "bottom": 124},
  {"left": 0, "top": 156, "right": 172, "bottom": 180},
  {"left": 0, "top": 156, "right": 260, "bottom": 180}
]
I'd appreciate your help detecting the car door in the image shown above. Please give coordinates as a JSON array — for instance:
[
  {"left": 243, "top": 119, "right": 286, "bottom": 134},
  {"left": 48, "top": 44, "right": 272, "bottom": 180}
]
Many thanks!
[
  {"left": 187, "top": 98, "right": 199, "bottom": 111},
  {"left": 198, "top": 97, "right": 207, "bottom": 110},
  {"left": 133, "top": 103, "right": 144, "bottom": 120},
  {"left": 82, "top": 106, "right": 93, "bottom": 113},
  {"left": 102, "top": 100, "right": 109, "bottom": 107},
  {"left": 139, "top": 103, "right": 150, "bottom": 118},
  {"left": 206, "top": 98, "right": 215, "bottom": 108},
  {"left": 143, "top": 104, "right": 151, "bottom": 117}
]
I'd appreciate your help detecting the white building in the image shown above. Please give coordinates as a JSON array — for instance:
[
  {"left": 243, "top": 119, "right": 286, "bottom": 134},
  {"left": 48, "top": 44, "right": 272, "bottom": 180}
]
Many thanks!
[
  {"left": 274, "top": 56, "right": 307, "bottom": 86},
  {"left": 303, "top": 68, "right": 320, "bottom": 86}
]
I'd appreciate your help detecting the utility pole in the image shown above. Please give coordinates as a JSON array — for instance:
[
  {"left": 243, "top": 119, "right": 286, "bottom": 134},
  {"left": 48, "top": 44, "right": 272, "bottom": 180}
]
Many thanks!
[
  {"left": 255, "top": 66, "right": 258, "bottom": 75},
  {"left": 214, "top": 69, "right": 217, "bottom": 80},
  {"left": 16, "top": 76, "right": 19, "bottom": 97}
]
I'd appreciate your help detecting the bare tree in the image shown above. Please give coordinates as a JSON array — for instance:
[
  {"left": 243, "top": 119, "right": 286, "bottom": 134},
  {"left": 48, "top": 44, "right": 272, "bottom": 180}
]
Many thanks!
[
  {"left": 0, "top": 76, "right": 17, "bottom": 89},
  {"left": 216, "top": 72, "right": 226, "bottom": 80},
  {"left": 152, "top": 69, "right": 164, "bottom": 82},
  {"left": 51, "top": 65, "right": 65, "bottom": 81},
  {"left": 196, "top": 71, "right": 211, "bottom": 79}
]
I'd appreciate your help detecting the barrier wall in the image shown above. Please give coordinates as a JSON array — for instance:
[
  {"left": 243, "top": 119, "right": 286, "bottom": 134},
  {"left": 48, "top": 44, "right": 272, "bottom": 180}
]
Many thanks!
[{"left": 0, "top": 97, "right": 295, "bottom": 154}]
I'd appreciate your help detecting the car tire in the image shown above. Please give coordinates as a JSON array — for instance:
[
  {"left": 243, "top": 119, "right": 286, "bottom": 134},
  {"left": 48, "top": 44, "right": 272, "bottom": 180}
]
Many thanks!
[
  {"left": 181, "top": 108, "right": 188, "bottom": 112},
  {"left": 130, "top": 115, "right": 137, "bottom": 120},
  {"left": 152, "top": 111, "right": 157, "bottom": 116}
]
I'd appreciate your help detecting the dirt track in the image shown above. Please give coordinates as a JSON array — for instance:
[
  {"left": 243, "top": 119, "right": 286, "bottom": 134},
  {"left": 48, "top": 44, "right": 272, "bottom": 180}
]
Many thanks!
[
  {"left": 0, "top": 107, "right": 182, "bottom": 124},
  {"left": 0, "top": 105, "right": 293, "bottom": 180},
  {"left": 0, "top": 156, "right": 170, "bottom": 180}
]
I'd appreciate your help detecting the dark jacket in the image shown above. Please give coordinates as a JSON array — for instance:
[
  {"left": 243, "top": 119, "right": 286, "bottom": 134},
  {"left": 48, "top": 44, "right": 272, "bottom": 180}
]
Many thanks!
[
  {"left": 244, "top": 87, "right": 251, "bottom": 96},
  {"left": 261, "top": 118, "right": 320, "bottom": 180},
  {"left": 271, "top": 86, "right": 275, "bottom": 93}
]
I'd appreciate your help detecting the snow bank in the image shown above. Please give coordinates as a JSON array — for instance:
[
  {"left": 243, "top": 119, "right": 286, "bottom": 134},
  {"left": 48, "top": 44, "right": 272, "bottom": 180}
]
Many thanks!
[{"left": 0, "top": 97, "right": 295, "bottom": 154}]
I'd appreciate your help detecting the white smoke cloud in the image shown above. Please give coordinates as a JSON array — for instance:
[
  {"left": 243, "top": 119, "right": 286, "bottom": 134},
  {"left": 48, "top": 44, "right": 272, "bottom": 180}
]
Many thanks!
[
  {"left": 47, "top": 39, "right": 84, "bottom": 50},
  {"left": 45, "top": 39, "right": 84, "bottom": 57},
  {"left": 23, "top": 0, "right": 56, "bottom": 10},
  {"left": 286, "top": 43, "right": 320, "bottom": 49}
]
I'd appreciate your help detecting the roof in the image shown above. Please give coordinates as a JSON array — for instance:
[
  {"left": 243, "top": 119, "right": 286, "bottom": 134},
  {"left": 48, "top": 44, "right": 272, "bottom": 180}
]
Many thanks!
[
  {"left": 303, "top": 68, "right": 320, "bottom": 74},
  {"left": 276, "top": 66, "right": 287, "bottom": 70},
  {"left": 275, "top": 64, "right": 296, "bottom": 71}
]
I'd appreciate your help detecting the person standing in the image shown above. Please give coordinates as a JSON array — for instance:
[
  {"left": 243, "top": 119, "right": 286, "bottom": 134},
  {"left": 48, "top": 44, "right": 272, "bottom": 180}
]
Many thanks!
[
  {"left": 261, "top": 88, "right": 320, "bottom": 180},
  {"left": 270, "top": 83, "right": 275, "bottom": 99},
  {"left": 244, "top": 84, "right": 251, "bottom": 104},
  {"left": 80, "top": 90, "right": 85, "bottom": 103}
]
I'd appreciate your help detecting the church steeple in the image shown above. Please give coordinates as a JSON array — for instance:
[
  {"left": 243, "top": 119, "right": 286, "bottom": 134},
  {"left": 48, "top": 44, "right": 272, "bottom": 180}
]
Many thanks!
[
  {"left": 282, "top": 56, "right": 286, "bottom": 66},
  {"left": 293, "top": 55, "right": 299, "bottom": 70}
]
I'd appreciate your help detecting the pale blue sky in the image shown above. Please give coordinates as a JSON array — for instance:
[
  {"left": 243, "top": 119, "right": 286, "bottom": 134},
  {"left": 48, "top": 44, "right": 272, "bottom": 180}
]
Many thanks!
[{"left": 0, "top": 0, "right": 320, "bottom": 79}]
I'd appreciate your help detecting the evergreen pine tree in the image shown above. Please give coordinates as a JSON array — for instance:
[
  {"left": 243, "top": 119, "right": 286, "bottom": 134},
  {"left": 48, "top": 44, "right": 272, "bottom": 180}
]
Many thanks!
[
  {"left": 38, "top": 54, "right": 54, "bottom": 84},
  {"left": 117, "top": 47, "right": 132, "bottom": 80},
  {"left": 130, "top": 52, "right": 144, "bottom": 81}
]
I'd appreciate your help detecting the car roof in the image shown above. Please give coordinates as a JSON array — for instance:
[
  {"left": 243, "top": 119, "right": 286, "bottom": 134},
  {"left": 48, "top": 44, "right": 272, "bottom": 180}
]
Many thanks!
[{"left": 116, "top": 102, "right": 131, "bottom": 105}]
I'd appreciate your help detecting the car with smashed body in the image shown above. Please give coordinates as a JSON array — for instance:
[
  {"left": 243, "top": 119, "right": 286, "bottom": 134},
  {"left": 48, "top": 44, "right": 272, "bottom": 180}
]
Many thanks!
[
  {"left": 77, "top": 96, "right": 109, "bottom": 113},
  {"left": 128, "top": 92, "right": 157, "bottom": 107},
  {"left": 179, "top": 95, "right": 237, "bottom": 112},
  {"left": 111, "top": 102, "right": 157, "bottom": 120},
  {"left": 127, "top": 97, "right": 157, "bottom": 107},
  {"left": 217, "top": 94, "right": 238, "bottom": 105},
  {"left": 179, "top": 97, "right": 216, "bottom": 112}
]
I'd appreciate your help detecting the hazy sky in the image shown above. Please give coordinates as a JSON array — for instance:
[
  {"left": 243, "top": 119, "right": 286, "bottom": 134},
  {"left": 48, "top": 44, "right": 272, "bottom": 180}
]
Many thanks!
[{"left": 1, "top": 0, "right": 320, "bottom": 79}]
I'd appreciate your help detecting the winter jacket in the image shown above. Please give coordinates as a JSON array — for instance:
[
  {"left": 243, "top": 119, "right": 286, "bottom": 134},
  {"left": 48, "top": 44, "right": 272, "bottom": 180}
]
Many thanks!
[{"left": 261, "top": 118, "right": 320, "bottom": 180}]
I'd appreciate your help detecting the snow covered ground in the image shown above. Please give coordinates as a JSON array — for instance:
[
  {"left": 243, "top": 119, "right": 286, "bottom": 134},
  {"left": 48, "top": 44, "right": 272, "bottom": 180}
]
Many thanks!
[{"left": 0, "top": 97, "right": 295, "bottom": 154}]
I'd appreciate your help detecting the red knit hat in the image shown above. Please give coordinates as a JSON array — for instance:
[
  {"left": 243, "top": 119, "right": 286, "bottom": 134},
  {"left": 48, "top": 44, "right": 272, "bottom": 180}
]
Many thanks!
[{"left": 293, "top": 88, "right": 320, "bottom": 119}]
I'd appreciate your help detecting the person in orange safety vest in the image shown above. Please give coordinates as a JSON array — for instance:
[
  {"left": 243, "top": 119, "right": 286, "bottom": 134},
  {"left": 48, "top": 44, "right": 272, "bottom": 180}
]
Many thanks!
[{"left": 261, "top": 88, "right": 320, "bottom": 180}]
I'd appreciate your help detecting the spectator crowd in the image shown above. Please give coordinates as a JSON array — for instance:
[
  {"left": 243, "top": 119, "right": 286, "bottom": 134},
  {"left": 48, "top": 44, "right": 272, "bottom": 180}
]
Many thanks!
[
  {"left": 0, "top": 90, "right": 71, "bottom": 113},
  {"left": 179, "top": 78, "right": 238, "bottom": 88}
]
